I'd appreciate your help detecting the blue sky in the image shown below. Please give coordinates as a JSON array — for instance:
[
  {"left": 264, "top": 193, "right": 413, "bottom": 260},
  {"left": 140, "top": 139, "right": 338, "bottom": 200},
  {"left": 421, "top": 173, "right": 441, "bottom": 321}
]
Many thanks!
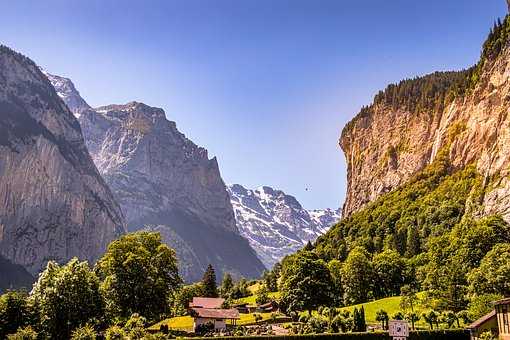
[{"left": 0, "top": 0, "right": 506, "bottom": 209}]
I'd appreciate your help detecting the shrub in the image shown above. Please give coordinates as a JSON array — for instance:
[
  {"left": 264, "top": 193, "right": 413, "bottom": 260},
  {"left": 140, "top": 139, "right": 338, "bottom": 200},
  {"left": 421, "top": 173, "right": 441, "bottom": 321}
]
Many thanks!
[
  {"left": 70, "top": 325, "right": 96, "bottom": 340},
  {"left": 105, "top": 325, "right": 127, "bottom": 340},
  {"left": 6, "top": 326, "right": 38, "bottom": 340}
]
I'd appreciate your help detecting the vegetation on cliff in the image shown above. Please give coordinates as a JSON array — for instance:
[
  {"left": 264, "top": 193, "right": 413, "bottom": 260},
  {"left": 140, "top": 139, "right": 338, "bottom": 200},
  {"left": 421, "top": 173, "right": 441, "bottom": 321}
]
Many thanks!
[{"left": 343, "top": 14, "right": 510, "bottom": 138}]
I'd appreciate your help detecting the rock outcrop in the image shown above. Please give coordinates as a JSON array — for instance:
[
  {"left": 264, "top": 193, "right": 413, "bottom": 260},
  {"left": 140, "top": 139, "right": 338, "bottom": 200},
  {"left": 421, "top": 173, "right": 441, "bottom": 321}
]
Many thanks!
[
  {"left": 0, "top": 46, "right": 125, "bottom": 276},
  {"left": 47, "top": 73, "right": 266, "bottom": 281},
  {"left": 340, "top": 20, "right": 510, "bottom": 222},
  {"left": 228, "top": 184, "right": 340, "bottom": 268}
]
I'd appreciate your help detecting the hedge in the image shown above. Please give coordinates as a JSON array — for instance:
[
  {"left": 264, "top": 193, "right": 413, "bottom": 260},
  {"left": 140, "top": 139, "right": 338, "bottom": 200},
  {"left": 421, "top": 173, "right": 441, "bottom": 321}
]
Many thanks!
[{"left": 194, "top": 329, "right": 469, "bottom": 340}]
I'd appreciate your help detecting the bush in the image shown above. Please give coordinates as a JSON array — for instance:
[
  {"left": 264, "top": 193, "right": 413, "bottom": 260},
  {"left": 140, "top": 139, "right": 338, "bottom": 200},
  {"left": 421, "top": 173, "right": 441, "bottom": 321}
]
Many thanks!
[
  {"left": 105, "top": 325, "right": 127, "bottom": 340},
  {"left": 71, "top": 325, "right": 96, "bottom": 340},
  {"left": 6, "top": 326, "right": 38, "bottom": 340},
  {"left": 192, "top": 329, "right": 470, "bottom": 340}
]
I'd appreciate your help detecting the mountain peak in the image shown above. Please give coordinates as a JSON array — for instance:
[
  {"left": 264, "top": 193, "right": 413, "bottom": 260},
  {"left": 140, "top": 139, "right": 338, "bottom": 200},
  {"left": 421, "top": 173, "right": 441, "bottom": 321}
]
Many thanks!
[
  {"left": 227, "top": 184, "right": 340, "bottom": 268},
  {"left": 40, "top": 70, "right": 91, "bottom": 117}
]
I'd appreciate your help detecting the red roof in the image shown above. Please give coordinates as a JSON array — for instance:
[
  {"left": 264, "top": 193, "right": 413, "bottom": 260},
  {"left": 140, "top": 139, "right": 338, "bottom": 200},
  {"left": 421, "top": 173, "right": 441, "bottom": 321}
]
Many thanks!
[
  {"left": 191, "top": 308, "right": 240, "bottom": 319},
  {"left": 189, "top": 297, "right": 225, "bottom": 309},
  {"left": 467, "top": 310, "right": 496, "bottom": 329}
]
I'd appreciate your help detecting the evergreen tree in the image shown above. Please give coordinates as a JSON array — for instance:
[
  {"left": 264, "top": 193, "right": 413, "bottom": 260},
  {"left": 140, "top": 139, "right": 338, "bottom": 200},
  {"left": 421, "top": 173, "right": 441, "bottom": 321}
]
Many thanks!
[
  {"left": 360, "top": 306, "right": 366, "bottom": 332},
  {"left": 202, "top": 264, "right": 218, "bottom": 298},
  {"left": 304, "top": 241, "right": 313, "bottom": 251},
  {"left": 219, "top": 273, "right": 233, "bottom": 298}
]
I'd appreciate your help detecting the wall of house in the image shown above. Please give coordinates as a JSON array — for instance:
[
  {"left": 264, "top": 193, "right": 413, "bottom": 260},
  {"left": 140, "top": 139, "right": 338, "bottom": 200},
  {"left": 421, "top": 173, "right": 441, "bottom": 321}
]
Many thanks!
[
  {"left": 193, "top": 317, "right": 227, "bottom": 332},
  {"left": 497, "top": 304, "right": 510, "bottom": 340},
  {"left": 470, "top": 317, "right": 498, "bottom": 340}
]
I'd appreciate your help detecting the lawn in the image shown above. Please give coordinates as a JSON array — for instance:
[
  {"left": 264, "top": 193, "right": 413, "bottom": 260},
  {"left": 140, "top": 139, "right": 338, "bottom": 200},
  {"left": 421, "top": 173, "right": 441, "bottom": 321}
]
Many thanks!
[
  {"left": 235, "top": 291, "right": 280, "bottom": 305},
  {"left": 149, "top": 312, "right": 282, "bottom": 332}
]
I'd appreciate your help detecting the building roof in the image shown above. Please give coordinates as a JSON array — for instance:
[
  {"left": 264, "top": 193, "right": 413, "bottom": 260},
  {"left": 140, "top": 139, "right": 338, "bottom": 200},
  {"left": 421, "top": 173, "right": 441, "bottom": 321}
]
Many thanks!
[
  {"left": 467, "top": 310, "right": 497, "bottom": 329},
  {"left": 189, "top": 297, "right": 225, "bottom": 309},
  {"left": 494, "top": 297, "right": 510, "bottom": 306},
  {"left": 191, "top": 308, "right": 240, "bottom": 319}
]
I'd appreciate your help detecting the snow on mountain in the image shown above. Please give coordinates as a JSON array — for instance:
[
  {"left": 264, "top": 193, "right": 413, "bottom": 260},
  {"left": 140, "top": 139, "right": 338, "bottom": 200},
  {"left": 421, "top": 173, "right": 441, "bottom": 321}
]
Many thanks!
[{"left": 227, "top": 184, "right": 341, "bottom": 268}]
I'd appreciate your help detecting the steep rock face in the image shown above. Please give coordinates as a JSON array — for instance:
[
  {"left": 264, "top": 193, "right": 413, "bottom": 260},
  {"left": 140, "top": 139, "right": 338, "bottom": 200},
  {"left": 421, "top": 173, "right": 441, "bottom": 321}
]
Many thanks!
[
  {"left": 341, "top": 37, "right": 510, "bottom": 221},
  {"left": 228, "top": 184, "right": 340, "bottom": 268},
  {"left": 47, "top": 73, "right": 266, "bottom": 281},
  {"left": 0, "top": 46, "right": 125, "bottom": 275}
]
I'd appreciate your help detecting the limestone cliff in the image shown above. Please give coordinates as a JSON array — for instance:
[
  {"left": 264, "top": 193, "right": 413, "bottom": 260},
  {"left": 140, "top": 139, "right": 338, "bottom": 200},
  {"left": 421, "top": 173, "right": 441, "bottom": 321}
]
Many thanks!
[
  {"left": 0, "top": 46, "right": 125, "bottom": 276},
  {"left": 340, "top": 17, "right": 510, "bottom": 222}
]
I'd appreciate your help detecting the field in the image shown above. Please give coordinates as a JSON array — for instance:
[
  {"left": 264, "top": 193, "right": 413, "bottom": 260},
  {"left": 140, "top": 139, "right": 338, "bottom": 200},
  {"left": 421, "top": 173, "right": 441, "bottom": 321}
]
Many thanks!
[
  {"left": 235, "top": 291, "right": 280, "bottom": 305},
  {"left": 148, "top": 312, "right": 283, "bottom": 332}
]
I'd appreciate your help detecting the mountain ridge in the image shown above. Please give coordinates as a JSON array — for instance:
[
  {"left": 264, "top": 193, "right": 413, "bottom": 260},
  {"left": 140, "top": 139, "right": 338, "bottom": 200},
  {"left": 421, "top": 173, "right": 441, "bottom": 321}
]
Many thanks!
[
  {"left": 227, "top": 183, "right": 340, "bottom": 268},
  {"left": 0, "top": 45, "right": 126, "bottom": 278},
  {"left": 46, "top": 71, "right": 266, "bottom": 281}
]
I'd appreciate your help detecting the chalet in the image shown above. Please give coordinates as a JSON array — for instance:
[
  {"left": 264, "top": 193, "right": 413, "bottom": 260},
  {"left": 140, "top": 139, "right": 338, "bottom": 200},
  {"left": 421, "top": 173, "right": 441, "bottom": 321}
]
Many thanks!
[
  {"left": 468, "top": 298, "right": 510, "bottom": 340},
  {"left": 190, "top": 307, "right": 240, "bottom": 332},
  {"left": 258, "top": 301, "right": 278, "bottom": 313},
  {"left": 495, "top": 298, "right": 510, "bottom": 339},
  {"left": 232, "top": 303, "right": 249, "bottom": 314},
  {"left": 189, "top": 297, "right": 225, "bottom": 309}
]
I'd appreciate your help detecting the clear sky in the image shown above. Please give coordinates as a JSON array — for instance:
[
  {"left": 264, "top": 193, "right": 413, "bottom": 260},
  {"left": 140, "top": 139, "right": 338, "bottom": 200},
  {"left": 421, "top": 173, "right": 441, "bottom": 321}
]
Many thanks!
[{"left": 0, "top": 0, "right": 506, "bottom": 209}]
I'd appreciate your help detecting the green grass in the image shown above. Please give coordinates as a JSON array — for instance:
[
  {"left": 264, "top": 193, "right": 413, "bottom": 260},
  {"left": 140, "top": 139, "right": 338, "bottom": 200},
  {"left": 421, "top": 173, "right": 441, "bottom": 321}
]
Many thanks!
[
  {"left": 235, "top": 291, "right": 280, "bottom": 305},
  {"left": 149, "top": 312, "right": 283, "bottom": 332}
]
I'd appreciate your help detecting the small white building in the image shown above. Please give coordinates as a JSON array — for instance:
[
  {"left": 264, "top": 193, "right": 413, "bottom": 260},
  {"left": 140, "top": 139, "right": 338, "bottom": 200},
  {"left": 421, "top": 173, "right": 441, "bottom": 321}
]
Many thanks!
[{"left": 191, "top": 307, "right": 240, "bottom": 332}]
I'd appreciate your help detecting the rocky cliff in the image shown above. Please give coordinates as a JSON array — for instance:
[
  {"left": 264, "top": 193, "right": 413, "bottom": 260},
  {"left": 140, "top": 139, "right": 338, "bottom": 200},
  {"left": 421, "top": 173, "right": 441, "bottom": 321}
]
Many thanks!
[
  {"left": 47, "top": 74, "right": 266, "bottom": 281},
  {"left": 341, "top": 16, "right": 510, "bottom": 222},
  {"left": 228, "top": 184, "right": 340, "bottom": 268},
  {"left": 0, "top": 46, "right": 125, "bottom": 276}
]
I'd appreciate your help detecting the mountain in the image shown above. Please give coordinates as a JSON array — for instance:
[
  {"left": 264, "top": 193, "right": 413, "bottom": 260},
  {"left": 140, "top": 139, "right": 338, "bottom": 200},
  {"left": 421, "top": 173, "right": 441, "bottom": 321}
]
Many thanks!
[
  {"left": 46, "top": 73, "right": 266, "bottom": 282},
  {"left": 340, "top": 17, "right": 510, "bottom": 221},
  {"left": 309, "top": 13, "right": 510, "bottom": 309},
  {"left": 227, "top": 184, "right": 340, "bottom": 268},
  {"left": 0, "top": 46, "right": 125, "bottom": 282}
]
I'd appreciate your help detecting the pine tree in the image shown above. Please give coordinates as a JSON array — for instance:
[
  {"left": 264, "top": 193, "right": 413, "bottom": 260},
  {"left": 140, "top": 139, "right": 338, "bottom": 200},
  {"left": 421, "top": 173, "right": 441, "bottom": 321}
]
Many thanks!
[
  {"left": 202, "top": 264, "right": 218, "bottom": 297},
  {"left": 353, "top": 308, "right": 360, "bottom": 332},
  {"left": 360, "top": 306, "right": 367, "bottom": 332},
  {"left": 304, "top": 241, "right": 313, "bottom": 251},
  {"left": 219, "top": 272, "right": 233, "bottom": 298}
]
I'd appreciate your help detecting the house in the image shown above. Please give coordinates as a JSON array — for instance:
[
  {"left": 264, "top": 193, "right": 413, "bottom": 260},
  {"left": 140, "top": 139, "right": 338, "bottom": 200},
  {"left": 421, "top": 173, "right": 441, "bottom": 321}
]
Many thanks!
[
  {"left": 190, "top": 307, "right": 240, "bottom": 332},
  {"left": 232, "top": 303, "right": 249, "bottom": 314},
  {"left": 258, "top": 301, "right": 278, "bottom": 313},
  {"left": 468, "top": 298, "right": 510, "bottom": 340},
  {"left": 467, "top": 310, "right": 498, "bottom": 340},
  {"left": 189, "top": 297, "right": 225, "bottom": 309},
  {"left": 495, "top": 298, "right": 510, "bottom": 339}
]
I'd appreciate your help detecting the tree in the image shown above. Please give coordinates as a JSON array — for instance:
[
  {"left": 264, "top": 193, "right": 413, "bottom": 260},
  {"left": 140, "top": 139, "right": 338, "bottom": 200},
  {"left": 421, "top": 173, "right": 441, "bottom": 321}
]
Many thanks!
[
  {"left": 171, "top": 283, "right": 204, "bottom": 316},
  {"left": 373, "top": 250, "right": 405, "bottom": 298},
  {"left": 0, "top": 291, "right": 32, "bottom": 339},
  {"left": 468, "top": 293, "right": 503, "bottom": 321},
  {"left": 468, "top": 243, "right": 510, "bottom": 297},
  {"left": 263, "top": 270, "right": 278, "bottom": 292},
  {"left": 219, "top": 273, "right": 234, "bottom": 298},
  {"left": 255, "top": 285, "right": 270, "bottom": 305},
  {"left": 422, "top": 310, "right": 439, "bottom": 330},
  {"left": 400, "top": 285, "right": 419, "bottom": 329},
  {"left": 328, "top": 259, "right": 344, "bottom": 306},
  {"left": 375, "top": 309, "right": 389, "bottom": 330},
  {"left": 342, "top": 246, "right": 374, "bottom": 304},
  {"left": 441, "top": 311, "right": 457, "bottom": 328},
  {"left": 201, "top": 264, "right": 218, "bottom": 298},
  {"left": 30, "top": 259, "right": 103, "bottom": 339},
  {"left": 352, "top": 307, "right": 366, "bottom": 332},
  {"left": 405, "top": 312, "right": 420, "bottom": 330},
  {"left": 279, "top": 251, "right": 333, "bottom": 315},
  {"left": 95, "top": 231, "right": 181, "bottom": 321}
]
